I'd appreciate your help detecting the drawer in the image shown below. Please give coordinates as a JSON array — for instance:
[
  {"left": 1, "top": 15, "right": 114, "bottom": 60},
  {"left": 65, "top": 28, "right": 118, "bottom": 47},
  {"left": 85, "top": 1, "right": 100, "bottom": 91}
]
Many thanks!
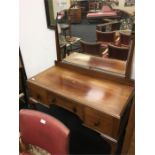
[
  {"left": 55, "top": 97, "right": 84, "bottom": 120},
  {"left": 84, "top": 108, "right": 115, "bottom": 138},
  {"left": 70, "top": 14, "right": 81, "bottom": 18},
  {"left": 28, "top": 83, "right": 49, "bottom": 105},
  {"left": 70, "top": 12, "right": 78, "bottom": 16}
]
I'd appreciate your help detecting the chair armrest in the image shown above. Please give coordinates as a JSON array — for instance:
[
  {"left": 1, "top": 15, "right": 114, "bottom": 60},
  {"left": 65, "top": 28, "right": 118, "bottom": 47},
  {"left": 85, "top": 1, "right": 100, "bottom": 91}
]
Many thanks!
[{"left": 115, "top": 36, "right": 120, "bottom": 45}]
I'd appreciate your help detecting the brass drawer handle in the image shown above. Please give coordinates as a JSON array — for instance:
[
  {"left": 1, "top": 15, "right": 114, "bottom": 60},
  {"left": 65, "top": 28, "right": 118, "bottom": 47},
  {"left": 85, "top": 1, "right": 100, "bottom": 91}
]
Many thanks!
[
  {"left": 51, "top": 98, "right": 56, "bottom": 104},
  {"left": 36, "top": 94, "right": 41, "bottom": 100},
  {"left": 94, "top": 121, "right": 100, "bottom": 127},
  {"left": 73, "top": 107, "right": 77, "bottom": 113}
]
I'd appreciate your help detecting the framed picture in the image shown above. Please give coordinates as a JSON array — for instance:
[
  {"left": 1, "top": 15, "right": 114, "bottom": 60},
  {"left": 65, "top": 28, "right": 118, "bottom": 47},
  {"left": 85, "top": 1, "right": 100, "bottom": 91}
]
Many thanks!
[
  {"left": 103, "top": 0, "right": 119, "bottom": 6},
  {"left": 124, "top": 0, "right": 135, "bottom": 7},
  {"left": 44, "top": 0, "right": 69, "bottom": 29},
  {"left": 44, "top": 0, "right": 56, "bottom": 29}
]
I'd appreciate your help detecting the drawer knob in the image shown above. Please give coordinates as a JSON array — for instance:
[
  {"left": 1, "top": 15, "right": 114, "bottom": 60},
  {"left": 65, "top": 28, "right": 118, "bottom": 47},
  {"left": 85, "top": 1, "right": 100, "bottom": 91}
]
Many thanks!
[
  {"left": 94, "top": 121, "right": 100, "bottom": 127},
  {"left": 36, "top": 94, "right": 41, "bottom": 100},
  {"left": 51, "top": 98, "right": 56, "bottom": 103},
  {"left": 73, "top": 107, "right": 77, "bottom": 113}
]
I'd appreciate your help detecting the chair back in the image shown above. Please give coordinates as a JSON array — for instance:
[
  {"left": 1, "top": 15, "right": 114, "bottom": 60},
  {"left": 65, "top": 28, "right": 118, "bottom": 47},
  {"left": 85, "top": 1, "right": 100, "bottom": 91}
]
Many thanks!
[
  {"left": 111, "top": 22, "right": 121, "bottom": 31},
  {"left": 20, "top": 109, "right": 69, "bottom": 155},
  {"left": 108, "top": 44, "right": 129, "bottom": 60},
  {"left": 96, "top": 30, "right": 115, "bottom": 42},
  {"left": 119, "top": 32, "right": 131, "bottom": 46},
  {"left": 80, "top": 40, "right": 102, "bottom": 56}
]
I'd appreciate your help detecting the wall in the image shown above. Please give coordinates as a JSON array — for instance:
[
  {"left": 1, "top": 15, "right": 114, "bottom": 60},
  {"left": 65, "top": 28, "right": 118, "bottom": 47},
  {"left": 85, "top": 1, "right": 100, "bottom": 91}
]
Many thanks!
[
  {"left": 20, "top": 0, "right": 57, "bottom": 78},
  {"left": 113, "top": 0, "right": 135, "bottom": 14},
  {"left": 53, "top": 0, "right": 71, "bottom": 17}
]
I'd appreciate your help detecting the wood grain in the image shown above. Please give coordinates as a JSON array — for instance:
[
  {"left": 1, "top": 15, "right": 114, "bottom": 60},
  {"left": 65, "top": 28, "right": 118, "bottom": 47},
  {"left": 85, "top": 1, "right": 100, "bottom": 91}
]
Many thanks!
[
  {"left": 28, "top": 66, "right": 134, "bottom": 119},
  {"left": 63, "top": 52, "right": 126, "bottom": 76},
  {"left": 28, "top": 66, "right": 134, "bottom": 154}
]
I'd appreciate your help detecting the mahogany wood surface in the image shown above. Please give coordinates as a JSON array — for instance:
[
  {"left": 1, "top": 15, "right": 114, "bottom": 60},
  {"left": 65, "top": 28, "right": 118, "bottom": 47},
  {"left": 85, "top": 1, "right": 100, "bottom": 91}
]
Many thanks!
[
  {"left": 69, "top": 8, "right": 81, "bottom": 23},
  {"left": 121, "top": 100, "right": 135, "bottom": 154},
  {"left": 63, "top": 52, "right": 126, "bottom": 76},
  {"left": 28, "top": 66, "right": 133, "bottom": 119},
  {"left": 56, "top": 61, "right": 134, "bottom": 86},
  {"left": 28, "top": 66, "right": 134, "bottom": 154}
]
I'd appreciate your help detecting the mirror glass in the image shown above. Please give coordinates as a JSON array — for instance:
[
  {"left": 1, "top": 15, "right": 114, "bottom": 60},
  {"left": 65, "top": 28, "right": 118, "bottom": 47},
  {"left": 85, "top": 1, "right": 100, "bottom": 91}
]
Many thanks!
[{"left": 45, "top": 0, "right": 135, "bottom": 77}]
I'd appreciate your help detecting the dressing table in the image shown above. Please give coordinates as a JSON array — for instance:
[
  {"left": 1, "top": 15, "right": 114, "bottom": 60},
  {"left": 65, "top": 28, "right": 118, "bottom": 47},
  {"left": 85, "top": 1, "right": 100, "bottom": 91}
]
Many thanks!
[
  {"left": 28, "top": 1, "right": 135, "bottom": 154},
  {"left": 28, "top": 51, "right": 134, "bottom": 153},
  {"left": 28, "top": 59, "right": 134, "bottom": 154}
]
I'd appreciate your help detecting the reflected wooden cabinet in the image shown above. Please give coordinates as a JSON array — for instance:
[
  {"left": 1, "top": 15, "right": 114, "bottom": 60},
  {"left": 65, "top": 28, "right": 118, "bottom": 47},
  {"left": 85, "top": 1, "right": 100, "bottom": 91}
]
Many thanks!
[{"left": 69, "top": 8, "right": 81, "bottom": 24}]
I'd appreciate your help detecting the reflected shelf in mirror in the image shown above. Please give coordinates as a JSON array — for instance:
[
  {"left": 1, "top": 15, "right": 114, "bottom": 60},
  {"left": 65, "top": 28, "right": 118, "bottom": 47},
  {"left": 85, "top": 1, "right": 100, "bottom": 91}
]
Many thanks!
[{"left": 63, "top": 52, "right": 126, "bottom": 77}]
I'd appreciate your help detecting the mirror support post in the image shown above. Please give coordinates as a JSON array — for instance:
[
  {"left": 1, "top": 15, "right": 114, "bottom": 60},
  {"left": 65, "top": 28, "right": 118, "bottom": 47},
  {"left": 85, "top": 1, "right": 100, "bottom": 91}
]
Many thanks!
[
  {"left": 55, "top": 24, "right": 61, "bottom": 62},
  {"left": 125, "top": 35, "right": 135, "bottom": 78}
]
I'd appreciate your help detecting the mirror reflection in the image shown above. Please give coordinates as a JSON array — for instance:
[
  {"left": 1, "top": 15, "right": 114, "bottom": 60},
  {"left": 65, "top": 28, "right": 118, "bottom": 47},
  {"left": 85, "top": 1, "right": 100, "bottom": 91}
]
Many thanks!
[{"left": 48, "top": 0, "right": 135, "bottom": 77}]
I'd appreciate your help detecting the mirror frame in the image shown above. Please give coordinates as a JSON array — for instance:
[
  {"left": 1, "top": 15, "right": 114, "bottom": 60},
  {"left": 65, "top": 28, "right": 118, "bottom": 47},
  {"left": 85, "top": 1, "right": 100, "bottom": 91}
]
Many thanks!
[{"left": 44, "top": 1, "right": 135, "bottom": 80}]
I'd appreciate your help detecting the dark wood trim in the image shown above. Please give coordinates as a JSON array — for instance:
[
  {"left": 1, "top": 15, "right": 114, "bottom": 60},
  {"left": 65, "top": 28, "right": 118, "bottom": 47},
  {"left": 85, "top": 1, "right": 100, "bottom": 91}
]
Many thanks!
[
  {"left": 121, "top": 99, "right": 135, "bottom": 154},
  {"left": 55, "top": 60, "right": 135, "bottom": 87},
  {"left": 55, "top": 24, "right": 61, "bottom": 61},
  {"left": 19, "top": 48, "right": 29, "bottom": 105},
  {"left": 19, "top": 48, "right": 27, "bottom": 80},
  {"left": 125, "top": 35, "right": 135, "bottom": 78}
]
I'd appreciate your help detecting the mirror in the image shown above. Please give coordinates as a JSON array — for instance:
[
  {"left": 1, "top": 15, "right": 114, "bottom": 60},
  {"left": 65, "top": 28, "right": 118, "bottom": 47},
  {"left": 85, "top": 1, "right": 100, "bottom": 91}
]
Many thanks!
[{"left": 45, "top": 0, "right": 135, "bottom": 78}]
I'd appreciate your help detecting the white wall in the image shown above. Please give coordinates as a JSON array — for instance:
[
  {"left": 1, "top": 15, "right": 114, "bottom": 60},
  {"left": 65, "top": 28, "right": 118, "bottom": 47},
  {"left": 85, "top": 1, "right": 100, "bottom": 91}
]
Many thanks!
[
  {"left": 20, "top": 0, "right": 57, "bottom": 78},
  {"left": 53, "top": 0, "right": 71, "bottom": 18},
  {"left": 113, "top": 0, "right": 135, "bottom": 14}
]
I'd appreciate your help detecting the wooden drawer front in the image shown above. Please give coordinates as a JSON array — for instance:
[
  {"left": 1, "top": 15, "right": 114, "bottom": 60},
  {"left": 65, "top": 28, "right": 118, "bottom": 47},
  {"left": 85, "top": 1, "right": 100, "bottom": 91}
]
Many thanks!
[
  {"left": 85, "top": 108, "right": 114, "bottom": 138},
  {"left": 70, "top": 12, "right": 78, "bottom": 16},
  {"left": 70, "top": 18, "right": 81, "bottom": 23},
  {"left": 47, "top": 92, "right": 57, "bottom": 105},
  {"left": 28, "top": 83, "right": 49, "bottom": 105},
  {"left": 70, "top": 15, "right": 81, "bottom": 18},
  {"left": 55, "top": 97, "right": 84, "bottom": 120}
]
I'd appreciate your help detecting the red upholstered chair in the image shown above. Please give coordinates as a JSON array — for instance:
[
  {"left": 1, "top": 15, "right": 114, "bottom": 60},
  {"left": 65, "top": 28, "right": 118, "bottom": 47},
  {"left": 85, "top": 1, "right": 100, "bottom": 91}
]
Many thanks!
[
  {"left": 96, "top": 30, "right": 116, "bottom": 49},
  {"left": 102, "top": 43, "right": 129, "bottom": 61},
  {"left": 19, "top": 109, "right": 70, "bottom": 155},
  {"left": 118, "top": 32, "right": 132, "bottom": 47},
  {"left": 80, "top": 40, "right": 102, "bottom": 56}
]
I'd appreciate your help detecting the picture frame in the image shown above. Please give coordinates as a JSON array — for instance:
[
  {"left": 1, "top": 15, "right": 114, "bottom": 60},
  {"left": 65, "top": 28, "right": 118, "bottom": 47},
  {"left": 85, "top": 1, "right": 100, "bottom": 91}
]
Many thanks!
[
  {"left": 124, "top": 0, "right": 135, "bottom": 7},
  {"left": 44, "top": 0, "right": 56, "bottom": 29}
]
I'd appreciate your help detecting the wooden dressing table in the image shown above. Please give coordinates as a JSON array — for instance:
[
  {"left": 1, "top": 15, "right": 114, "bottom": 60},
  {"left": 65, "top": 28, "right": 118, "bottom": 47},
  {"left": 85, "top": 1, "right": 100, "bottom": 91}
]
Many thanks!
[
  {"left": 28, "top": 65, "right": 134, "bottom": 154},
  {"left": 30, "top": 2, "right": 135, "bottom": 153}
]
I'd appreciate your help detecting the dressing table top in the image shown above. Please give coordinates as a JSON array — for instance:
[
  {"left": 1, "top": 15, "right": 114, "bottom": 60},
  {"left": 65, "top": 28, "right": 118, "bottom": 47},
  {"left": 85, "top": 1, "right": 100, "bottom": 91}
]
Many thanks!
[{"left": 29, "top": 66, "right": 134, "bottom": 119}]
